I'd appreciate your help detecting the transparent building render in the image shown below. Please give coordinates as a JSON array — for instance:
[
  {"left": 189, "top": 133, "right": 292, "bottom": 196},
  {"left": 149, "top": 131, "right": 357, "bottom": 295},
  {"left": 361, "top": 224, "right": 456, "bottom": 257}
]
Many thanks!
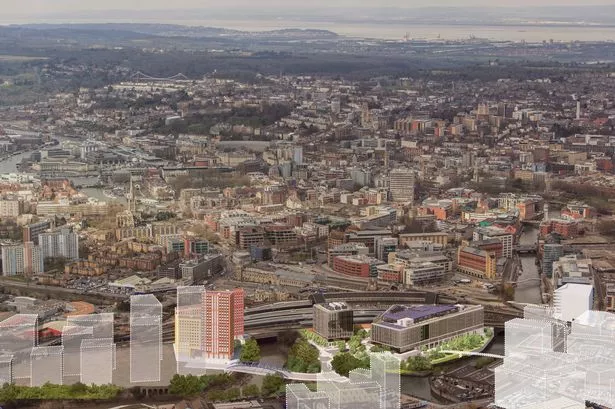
[
  {"left": 286, "top": 383, "right": 330, "bottom": 409},
  {"left": 62, "top": 325, "right": 93, "bottom": 377},
  {"left": 80, "top": 338, "right": 114, "bottom": 385},
  {"left": 0, "top": 314, "right": 38, "bottom": 380},
  {"left": 370, "top": 353, "right": 401, "bottom": 409},
  {"left": 175, "top": 286, "right": 206, "bottom": 375},
  {"left": 66, "top": 313, "right": 116, "bottom": 371},
  {"left": 0, "top": 355, "right": 13, "bottom": 385},
  {"left": 317, "top": 370, "right": 381, "bottom": 409},
  {"left": 130, "top": 294, "right": 162, "bottom": 383},
  {"left": 30, "top": 346, "right": 63, "bottom": 387},
  {"left": 495, "top": 309, "right": 615, "bottom": 409}
]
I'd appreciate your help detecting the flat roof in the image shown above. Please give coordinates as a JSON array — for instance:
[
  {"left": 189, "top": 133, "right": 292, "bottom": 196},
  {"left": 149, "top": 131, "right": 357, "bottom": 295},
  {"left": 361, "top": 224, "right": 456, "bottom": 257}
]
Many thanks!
[{"left": 382, "top": 305, "right": 458, "bottom": 323}]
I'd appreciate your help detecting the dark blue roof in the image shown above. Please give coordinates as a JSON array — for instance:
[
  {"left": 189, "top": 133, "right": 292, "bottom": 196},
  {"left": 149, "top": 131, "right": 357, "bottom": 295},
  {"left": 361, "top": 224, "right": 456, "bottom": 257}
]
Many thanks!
[{"left": 382, "top": 305, "right": 458, "bottom": 322}]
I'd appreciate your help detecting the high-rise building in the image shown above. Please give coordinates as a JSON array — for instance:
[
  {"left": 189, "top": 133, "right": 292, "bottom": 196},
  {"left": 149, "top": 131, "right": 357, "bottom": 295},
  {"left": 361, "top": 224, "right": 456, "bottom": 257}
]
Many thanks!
[
  {"left": 1, "top": 242, "right": 43, "bottom": 276},
  {"left": 23, "top": 220, "right": 53, "bottom": 245},
  {"left": 203, "top": 289, "right": 244, "bottom": 360},
  {"left": 389, "top": 169, "right": 415, "bottom": 203},
  {"left": 293, "top": 146, "right": 304, "bottom": 166},
  {"left": 39, "top": 228, "right": 79, "bottom": 260}
]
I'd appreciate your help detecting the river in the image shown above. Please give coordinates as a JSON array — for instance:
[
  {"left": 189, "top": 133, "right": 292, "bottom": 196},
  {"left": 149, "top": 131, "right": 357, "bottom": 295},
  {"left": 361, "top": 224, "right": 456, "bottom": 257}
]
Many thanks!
[
  {"left": 2, "top": 17, "right": 615, "bottom": 42},
  {"left": 515, "top": 226, "right": 543, "bottom": 305},
  {"left": 0, "top": 149, "right": 126, "bottom": 204}
]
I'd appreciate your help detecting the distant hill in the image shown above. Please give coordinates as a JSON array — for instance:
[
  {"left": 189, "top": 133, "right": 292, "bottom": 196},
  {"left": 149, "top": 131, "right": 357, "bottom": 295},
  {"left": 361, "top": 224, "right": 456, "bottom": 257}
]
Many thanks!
[{"left": 18, "top": 24, "right": 339, "bottom": 39}]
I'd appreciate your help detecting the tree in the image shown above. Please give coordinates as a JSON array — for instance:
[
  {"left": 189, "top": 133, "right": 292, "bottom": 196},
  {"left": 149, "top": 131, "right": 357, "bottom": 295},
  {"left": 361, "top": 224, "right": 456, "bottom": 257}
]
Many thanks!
[
  {"left": 405, "top": 356, "right": 432, "bottom": 372},
  {"left": 278, "top": 329, "right": 299, "bottom": 347},
  {"left": 286, "top": 338, "right": 320, "bottom": 373},
  {"left": 261, "top": 374, "right": 285, "bottom": 396},
  {"left": 242, "top": 384, "right": 260, "bottom": 398},
  {"left": 331, "top": 352, "right": 369, "bottom": 377},
  {"left": 240, "top": 339, "right": 261, "bottom": 363},
  {"left": 169, "top": 374, "right": 204, "bottom": 397}
]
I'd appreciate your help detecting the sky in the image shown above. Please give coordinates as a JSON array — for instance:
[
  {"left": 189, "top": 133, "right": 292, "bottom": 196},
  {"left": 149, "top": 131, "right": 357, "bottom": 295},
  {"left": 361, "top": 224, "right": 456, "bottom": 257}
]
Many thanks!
[{"left": 2, "top": 0, "right": 615, "bottom": 14}]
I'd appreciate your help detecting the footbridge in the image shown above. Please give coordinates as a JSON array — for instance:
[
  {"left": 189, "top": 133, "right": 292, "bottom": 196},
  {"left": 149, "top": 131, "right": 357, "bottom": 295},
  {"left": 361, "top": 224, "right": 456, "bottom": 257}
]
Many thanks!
[
  {"left": 438, "top": 350, "right": 505, "bottom": 359},
  {"left": 226, "top": 362, "right": 345, "bottom": 382}
]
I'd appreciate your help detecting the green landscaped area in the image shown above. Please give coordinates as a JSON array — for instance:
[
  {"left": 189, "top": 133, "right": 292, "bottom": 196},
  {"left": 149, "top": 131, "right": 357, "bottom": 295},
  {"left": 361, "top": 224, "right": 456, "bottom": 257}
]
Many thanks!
[
  {"left": 322, "top": 327, "right": 494, "bottom": 377},
  {"left": 401, "top": 329, "right": 494, "bottom": 374},
  {"left": 0, "top": 383, "right": 122, "bottom": 402}
]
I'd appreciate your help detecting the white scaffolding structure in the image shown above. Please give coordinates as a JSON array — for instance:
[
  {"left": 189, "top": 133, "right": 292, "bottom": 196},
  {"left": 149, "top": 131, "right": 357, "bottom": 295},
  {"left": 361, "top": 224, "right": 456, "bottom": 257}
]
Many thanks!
[
  {"left": 30, "top": 346, "right": 63, "bottom": 387},
  {"left": 66, "top": 313, "right": 116, "bottom": 371},
  {"left": 286, "top": 383, "right": 330, "bottom": 409},
  {"left": 496, "top": 309, "right": 615, "bottom": 409},
  {"left": 0, "top": 314, "right": 38, "bottom": 381},
  {"left": 130, "top": 294, "right": 162, "bottom": 383},
  {"left": 62, "top": 325, "right": 93, "bottom": 378},
  {"left": 80, "top": 338, "right": 114, "bottom": 385},
  {"left": 317, "top": 370, "right": 381, "bottom": 409},
  {"left": 0, "top": 355, "right": 13, "bottom": 385}
]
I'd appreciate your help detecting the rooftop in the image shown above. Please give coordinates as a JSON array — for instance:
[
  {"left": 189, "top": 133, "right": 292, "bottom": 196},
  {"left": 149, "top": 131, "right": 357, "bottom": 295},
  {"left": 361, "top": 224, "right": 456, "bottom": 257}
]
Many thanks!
[{"left": 382, "top": 304, "right": 458, "bottom": 323}]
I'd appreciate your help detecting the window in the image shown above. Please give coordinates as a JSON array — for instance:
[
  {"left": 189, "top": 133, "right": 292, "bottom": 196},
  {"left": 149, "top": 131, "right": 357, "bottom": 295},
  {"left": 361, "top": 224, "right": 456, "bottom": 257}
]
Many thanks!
[{"left": 420, "top": 324, "right": 429, "bottom": 341}]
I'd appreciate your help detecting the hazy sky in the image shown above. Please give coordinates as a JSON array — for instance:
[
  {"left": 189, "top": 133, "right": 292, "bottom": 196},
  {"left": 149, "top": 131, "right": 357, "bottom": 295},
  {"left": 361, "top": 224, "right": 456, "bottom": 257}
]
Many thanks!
[{"left": 2, "top": 0, "right": 615, "bottom": 14}]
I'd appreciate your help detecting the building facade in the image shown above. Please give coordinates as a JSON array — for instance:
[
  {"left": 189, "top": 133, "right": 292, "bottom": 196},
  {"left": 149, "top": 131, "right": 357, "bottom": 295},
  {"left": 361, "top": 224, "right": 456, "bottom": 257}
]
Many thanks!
[
  {"left": 39, "top": 228, "right": 79, "bottom": 260},
  {"left": 1, "top": 242, "right": 44, "bottom": 276},
  {"left": 372, "top": 304, "right": 484, "bottom": 353},
  {"left": 457, "top": 246, "right": 497, "bottom": 280},
  {"left": 313, "top": 302, "right": 354, "bottom": 341},
  {"left": 203, "top": 289, "right": 244, "bottom": 360},
  {"left": 389, "top": 169, "right": 415, "bottom": 203}
]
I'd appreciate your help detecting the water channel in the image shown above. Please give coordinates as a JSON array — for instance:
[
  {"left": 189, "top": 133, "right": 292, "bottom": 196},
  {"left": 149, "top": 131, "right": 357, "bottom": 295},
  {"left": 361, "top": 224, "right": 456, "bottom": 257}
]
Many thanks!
[{"left": 515, "top": 226, "right": 543, "bottom": 305}]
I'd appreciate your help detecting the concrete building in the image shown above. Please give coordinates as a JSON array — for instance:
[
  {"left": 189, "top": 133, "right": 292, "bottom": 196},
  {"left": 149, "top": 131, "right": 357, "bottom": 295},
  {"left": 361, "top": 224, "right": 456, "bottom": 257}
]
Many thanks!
[
  {"left": 237, "top": 227, "right": 265, "bottom": 250},
  {"left": 179, "top": 254, "right": 223, "bottom": 284},
  {"left": 389, "top": 169, "right": 415, "bottom": 203},
  {"left": 398, "top": 232, "right": 449, "bottom": 248},
  {"left": 457, "top": 246, "right": 497, "bottom": 280},
  {"left": 0, "top": 200, "right": 21, "bottom": 217},
  {"left": 473, "top": 227, "right": 513, "bottom": 258},
  {"left": 332, "top": 255, "right": 385, "bottom": 279},
  {"left": 23, "top": 220, "right": 53, "bottom": 245},
  {"left": 1, "top": 242, "right": 44, "bottom": 276},
  {"left": 543, "top": 244, "right": 564, "bottom": 278},
  {"left": 313, "top": 302, "right": 354, "bottom": 341},
  {"left": 372, "top": 304, "right": 484, "bottom": 353},
  {"left": 375, "top": 237, "right": 398, "bottom": 262},
  {"left": 39, "top": 228, "right": 79, "bottom": 260},
  {"left": 403, "top": 261, "right": 447, "bottom": 287}
]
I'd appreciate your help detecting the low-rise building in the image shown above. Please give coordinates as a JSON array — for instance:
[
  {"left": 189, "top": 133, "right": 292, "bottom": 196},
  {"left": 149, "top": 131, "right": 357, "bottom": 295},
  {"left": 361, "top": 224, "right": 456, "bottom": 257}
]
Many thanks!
[
  {"left": 332, "top": 255, "right": 385, "bottom": 279},
  {"left": 457, "top": 246, "right": 497, "bottom": 280},
  {"left": 399, "top": 232, "right": 449, "bottom": 248},
  {"left": 372, "top": 304, "right": 484, "bottom": 353}
]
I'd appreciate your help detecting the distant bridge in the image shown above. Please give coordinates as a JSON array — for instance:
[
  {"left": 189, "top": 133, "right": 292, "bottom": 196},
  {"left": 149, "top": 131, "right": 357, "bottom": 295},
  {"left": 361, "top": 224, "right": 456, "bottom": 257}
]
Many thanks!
[
  {"left": 514, "top": 245, "right": 537, "bottom": 254},
  {"left": 130, "top": 71, "right": 190, "bottom": 82}
]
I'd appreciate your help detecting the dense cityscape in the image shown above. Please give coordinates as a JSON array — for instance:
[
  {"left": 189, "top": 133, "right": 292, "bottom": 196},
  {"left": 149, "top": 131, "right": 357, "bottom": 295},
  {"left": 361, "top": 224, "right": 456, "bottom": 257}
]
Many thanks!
[{"left": 0, "top": 5, "right": 615, "bottom": 409}]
